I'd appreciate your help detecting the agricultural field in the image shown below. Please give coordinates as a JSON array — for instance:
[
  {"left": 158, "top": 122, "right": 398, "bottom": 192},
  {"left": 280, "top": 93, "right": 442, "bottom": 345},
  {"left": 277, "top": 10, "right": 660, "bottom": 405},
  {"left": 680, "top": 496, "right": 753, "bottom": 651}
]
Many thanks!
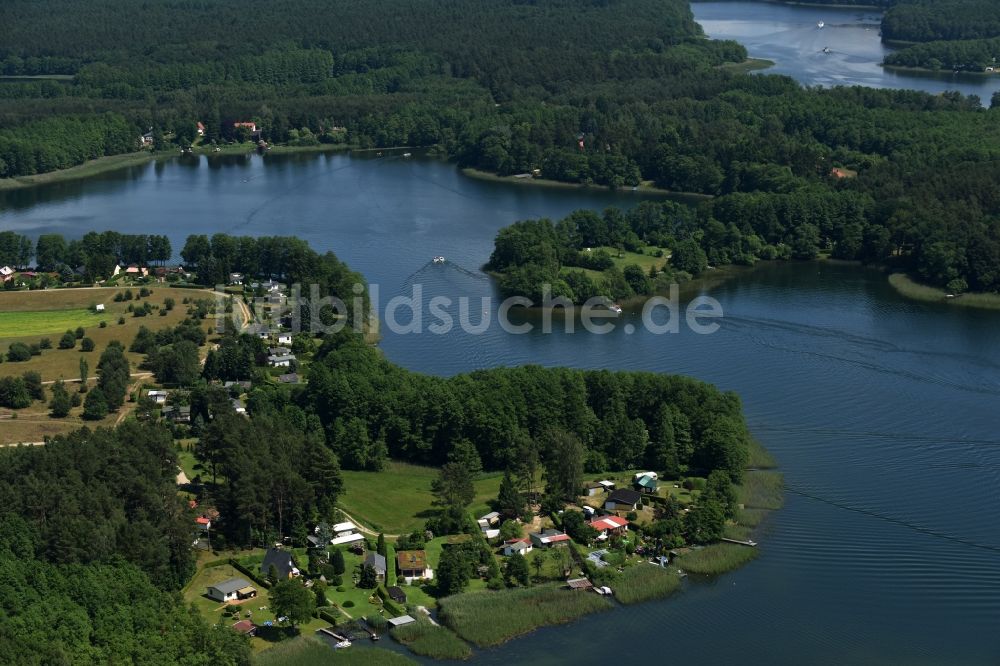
[
  {"left": 0, "top": 377, "right": 122, "bottom": 445},
  {"left": 340, "top": 462, "right": 505, "bottom": 535},
  {"left": 0, "top": 286, "right": 217, "bottom": 382}
]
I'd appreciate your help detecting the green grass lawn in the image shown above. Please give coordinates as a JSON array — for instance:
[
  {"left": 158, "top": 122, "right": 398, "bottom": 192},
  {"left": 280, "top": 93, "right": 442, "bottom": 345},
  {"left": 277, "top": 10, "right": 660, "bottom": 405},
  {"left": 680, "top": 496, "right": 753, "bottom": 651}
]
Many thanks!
[
  {"left": 0, "top": 308, "right": 104, "bottom": 337},
  {"left": 340, "top": 462, "right": 503, "bottom": 535}
]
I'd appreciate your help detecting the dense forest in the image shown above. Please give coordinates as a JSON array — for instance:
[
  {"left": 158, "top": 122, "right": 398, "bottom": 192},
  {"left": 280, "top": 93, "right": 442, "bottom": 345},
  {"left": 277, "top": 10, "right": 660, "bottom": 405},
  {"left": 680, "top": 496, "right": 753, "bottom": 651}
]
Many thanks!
[
  {"left": 0, "top": 424, "right": 253, "bottom": 664},
  {"left": 885, "top": 36, "right": 1000, "bottom": 72},
  {"left": 881, "top": 0, "right": 1000, "bottom": 42},
  {"left": 1, "top": 1, "right": 998, "bottom": 291}
]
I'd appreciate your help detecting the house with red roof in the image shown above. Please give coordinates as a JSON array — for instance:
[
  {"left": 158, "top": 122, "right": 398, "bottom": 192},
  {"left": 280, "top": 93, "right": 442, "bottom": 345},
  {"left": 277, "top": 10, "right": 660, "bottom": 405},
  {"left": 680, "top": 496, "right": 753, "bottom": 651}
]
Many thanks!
[
  {"left": 588, "top": 515, "right": 629, "bottom": 539},
  {"left": 503, "top": 537, "right": 533, "bottom": 557},
  {"left": 529, "top": 529, "right": 571, "bottom": 548}
]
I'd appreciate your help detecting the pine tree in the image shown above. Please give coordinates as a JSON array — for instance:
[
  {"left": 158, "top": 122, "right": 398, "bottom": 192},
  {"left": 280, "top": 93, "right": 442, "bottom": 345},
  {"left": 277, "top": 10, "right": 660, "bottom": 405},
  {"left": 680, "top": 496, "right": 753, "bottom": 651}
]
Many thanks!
[
  {"left": 376, "top": 533, "right": 386, "bottom": 557},
  {"left": 497, "top": 469, "right": 525, "bottom": 519},
  {"left": 49, "top": 380, "right": 71, "bottom": 418}
]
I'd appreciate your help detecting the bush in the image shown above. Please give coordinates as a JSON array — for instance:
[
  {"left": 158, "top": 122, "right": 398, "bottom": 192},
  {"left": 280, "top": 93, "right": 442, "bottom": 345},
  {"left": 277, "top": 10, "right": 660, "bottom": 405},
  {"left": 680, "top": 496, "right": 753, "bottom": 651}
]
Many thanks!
[
  {"left": 58, "top": 331, "right": 76, "bottom": 349},
  {"left": 6, "top": 342, "right": 32, "bottom": 362},
  {"left": 99, "top": 321, "right": 107, "bottom": 328},
  {"left": 74, "top": 326, "right": 85, "bottom": 339},
  {"left": 29, "top": 343, "right": 41, "bottom": 356},
  {"left": 39, "top": 337, "right": 52, "bottom": 349},
  {"left": 0, "top": 376, "right": 31, "bottom": 409},
  {"left": 342, "top": 600, "right": 354, "bottom": 608},
  {"left": 118, "top": 316, "right": 125, "bottom": 325},
  {"left": 139, "top": 287, "right": 151, "bottom": 297},
  {"left": 80, "top": 337, "right": 95, "bottom": 352}
]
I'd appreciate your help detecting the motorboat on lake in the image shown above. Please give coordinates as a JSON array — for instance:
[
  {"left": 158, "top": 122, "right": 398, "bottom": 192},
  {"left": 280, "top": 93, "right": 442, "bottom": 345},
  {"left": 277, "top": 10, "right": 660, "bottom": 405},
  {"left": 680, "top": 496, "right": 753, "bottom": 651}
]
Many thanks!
[{"left": 432, "top": 256, "right": 446, "bottom": 264}]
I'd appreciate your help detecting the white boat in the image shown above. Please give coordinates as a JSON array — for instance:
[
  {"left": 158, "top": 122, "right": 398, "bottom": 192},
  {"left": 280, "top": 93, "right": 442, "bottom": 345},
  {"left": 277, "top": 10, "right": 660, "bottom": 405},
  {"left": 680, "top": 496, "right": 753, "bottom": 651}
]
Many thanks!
[
  {"left": 335, "top": 640, "right": 352, "bottom": 649},
  {"left": 402, "top": 152, "right": 412, "bottom": 157},
  {"left": 432, "top": 256, "right": 445, "bottom": 264},
  {"left": 609, "top": 304, "right": 623, "bottom": 314},
  {"left": 817, "top": 21, "right": 825, "bottom": 29},
  {"left": 822, "top": 47, "right": 831, "bottom": 54}
]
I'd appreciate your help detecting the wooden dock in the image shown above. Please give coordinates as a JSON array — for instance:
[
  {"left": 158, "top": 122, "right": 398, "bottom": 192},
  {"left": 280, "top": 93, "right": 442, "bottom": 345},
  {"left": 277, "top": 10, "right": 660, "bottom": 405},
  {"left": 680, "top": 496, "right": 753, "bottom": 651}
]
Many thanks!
[
  {"left": 721, "top": 538, "right": 757, "bottom": 547},
  {"left": 318, "top": 627, "right": 348, "bottom": 641}
]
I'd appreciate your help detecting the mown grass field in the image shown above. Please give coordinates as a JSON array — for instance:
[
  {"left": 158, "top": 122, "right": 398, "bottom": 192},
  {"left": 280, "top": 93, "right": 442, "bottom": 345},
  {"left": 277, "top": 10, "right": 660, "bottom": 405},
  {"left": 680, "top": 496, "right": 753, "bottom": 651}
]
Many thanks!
[
  {"left": 438, "top": 584, "right": 613, "bottom": 647},
  {"left": 0, "top": 286, "right": 213, "bottom": 382},
  {"left": 339, "top": 462, "right": 504, "bottom": 534}
]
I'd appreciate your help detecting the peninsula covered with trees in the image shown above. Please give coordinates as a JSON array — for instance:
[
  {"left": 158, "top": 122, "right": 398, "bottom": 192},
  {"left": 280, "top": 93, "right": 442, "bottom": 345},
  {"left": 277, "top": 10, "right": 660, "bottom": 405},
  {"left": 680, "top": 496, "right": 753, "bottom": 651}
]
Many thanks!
[{"left": 0, "top": 230, "right": 774, "bottom": 662}]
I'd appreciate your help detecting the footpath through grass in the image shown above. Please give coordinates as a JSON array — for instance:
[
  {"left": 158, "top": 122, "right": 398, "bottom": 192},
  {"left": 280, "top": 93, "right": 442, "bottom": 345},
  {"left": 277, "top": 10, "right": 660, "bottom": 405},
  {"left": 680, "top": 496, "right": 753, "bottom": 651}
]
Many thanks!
[{"left": 438, "top": 584, "right": 613, "bottom": 647}]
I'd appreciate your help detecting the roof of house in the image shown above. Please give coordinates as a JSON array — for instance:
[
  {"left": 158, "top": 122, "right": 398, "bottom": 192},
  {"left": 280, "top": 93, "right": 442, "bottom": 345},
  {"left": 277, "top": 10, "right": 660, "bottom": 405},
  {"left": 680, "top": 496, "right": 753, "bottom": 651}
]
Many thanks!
[
  {"left": 364, "top": 552, "right": 387, "bottom": 573},
  {"left": 584, "top": 481, "right": 605, "bottom": 489},
  {"left": 531, "top": 529, "right": 570, "bottom": 544},
  {"left": 330, "top": 532, "right": 365, "bottom": 546},
  {"left": 636, "top": 475, "right": 658, "bottom": 489},
  {"left": 397, "top": 550, "right": 428, "bottom": 571},
  {"left": 268, "top": 354, "right": 295, "bottom": 363},
  {"left": 268, "top": 347, "right": 291, "bottom": 356},
  {"left": 479, "top": 511, "right": 500, "bottom": 521},
  {"left": 388, "top": 615, "right": 416, "bottom": 627},
  {"left": 506, "top": 540, "right": 531, "bottom": 551},
  {"left": 195, "top": 516, "right": 211, "bottom": 525},
  {"left": 566, "top": 578, "right": 593, "bottom": 590},
  {"left": 278, "top": 372, "right": 300, "bottom": 384},
  {"left": 607, "top": 489, "right": 642, "bottom": 506},
  {"left": 589, "top": 515, "right": 629, "bottom": 531},
  {"left": 332, "top": 521, "right": 356, "bottom": 533},
  {"left": 211, "top": 577, "right": 253, "bottom": 595},
  {"left": 261, "top": 547, "right": 294, "bottom": 578}
]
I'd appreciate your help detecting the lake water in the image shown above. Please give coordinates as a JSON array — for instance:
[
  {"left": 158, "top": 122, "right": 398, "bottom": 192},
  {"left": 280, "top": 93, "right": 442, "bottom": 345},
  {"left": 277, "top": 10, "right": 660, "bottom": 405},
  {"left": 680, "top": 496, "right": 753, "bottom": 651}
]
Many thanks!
[
  {"left": 2, "top": 152, "right": 998, "bottom": 664},
  {"left": 3, "top": 3, "right": 1000, "bottom": 662},
  {"left": 693, "top": 1, "right": 1000, "bottom": 103}
]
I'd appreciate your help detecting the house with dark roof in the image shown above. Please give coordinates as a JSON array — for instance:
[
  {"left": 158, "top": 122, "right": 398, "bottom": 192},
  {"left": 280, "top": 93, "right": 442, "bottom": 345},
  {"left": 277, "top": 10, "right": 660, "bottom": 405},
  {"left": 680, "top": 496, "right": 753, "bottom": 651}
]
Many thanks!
[
  {"left": 364, "top": 552, "right": 387, "bottom": 581},
  {"left": 604, "top": 488, "right": 642, "bottom": 513},
  {"left": 261, "top": 547, "right": 298, "bottom": 580}
]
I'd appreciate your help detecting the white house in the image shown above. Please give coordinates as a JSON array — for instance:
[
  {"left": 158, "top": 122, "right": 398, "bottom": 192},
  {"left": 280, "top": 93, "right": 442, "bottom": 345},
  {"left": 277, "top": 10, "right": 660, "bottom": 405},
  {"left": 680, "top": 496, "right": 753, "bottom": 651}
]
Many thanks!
[
  {"left": 328, "top": 521, "right": 365, "bottom": 546},
  {"left": 146, "top": 390, "right": 168, "bottom": 405},
  {"left": 276, "top": 333, "right": 292, "bottom": 345},
  {"left": 268, "top": 354, "right": 295, "bottom": 367},
  {"left": 206, "top": 577, "right": 257, "bottom": 603},
  {"left": 94, "top": 303, "right": 105, "bottom": 312},
  {"left": 633, "top": 471, "right": 657, "bottom": 482},
  {"left": 482, "top": 528, "right": 500, "bottom": 540},
  {"left": 503, "top": 538, "right": 533, "bottom": 557}
]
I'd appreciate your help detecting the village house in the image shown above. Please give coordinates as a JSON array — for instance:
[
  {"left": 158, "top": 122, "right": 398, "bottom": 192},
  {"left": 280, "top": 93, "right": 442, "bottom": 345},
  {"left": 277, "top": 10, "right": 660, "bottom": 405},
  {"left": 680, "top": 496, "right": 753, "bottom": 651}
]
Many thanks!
[
  {"left": 477, "top": 511, "right": 500, "bottom": 529},
  {"left": 588, "top": 515, "right": 629, "bottom": 540},
  {"left": 146, "top": 389, "right": 168, "bottom": 405},
  {"left": 529, "top": 529, "right": 571, "bottom": 548},
  {"left": 397, "top": 550, "right": 433, "bottom": 582},
  {"left": 388, "top": 615, "right": 416, "bottom": 628},
  {"left": 363, "top": 552, "right": 387, "bottom": 582},
  {"left": 229, "top": 272, "right": 244, "bottom": 285},
  {"left": 231, "top": 399, "right": 247, "bottom": 416},
  {"left": 503, "top": 537, "right": 533, "bottom": 557},
  {"left": 0, "top": 266, "right": 14, "bottom": 282},
  {"left": 94, "top": 303, "right": 105, "bottom": 312},
  {"left": 206, "top": 577, "right": 257, "bottom": 603},
  {"left": 261, "top": 547, "right": 298, "bottom": 580},
  {"left": 634, "top": 473, "right": 659, "bottom": 494},
  {"left": 140, "top": 132, "right": 154, "bottom": 147},
  {"left": 604, "top": 488, "right": 642, "bottom": 513},
  {"left": 583, "top": 481, "right": 606, "bottom": 497},
  {"left": 268, "top": 353, "right": 295, "bottom": 368},
  {"left": 329, "top": 521, "right": 365, "bottom": 546},
  {"left": 197, "top": 121, "right": 205, "bottom": 136},
  {"left": 278, "top": 372, "right": 300, "bottom": 384},
  {"left": 566, "top": 578, "right": 593, "bottom": 591},
  {"left": 195, "top": 515, "right": 212, "bottom": 531},
  {"left": 233, "top": 121, "right": 259, "bottom": 136}
]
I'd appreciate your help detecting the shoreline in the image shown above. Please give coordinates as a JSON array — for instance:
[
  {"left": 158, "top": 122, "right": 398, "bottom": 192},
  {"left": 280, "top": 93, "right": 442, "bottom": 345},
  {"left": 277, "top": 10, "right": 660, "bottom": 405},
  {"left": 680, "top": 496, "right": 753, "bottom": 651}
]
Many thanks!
[
  {"left": 881, "top": 63, "right": 1000, "bottom": 78},
  {"left": 693, "top": 0, "right": 885, "bottom": 10},
  {"left": 460, "top": 167, "right": 712, "bottom": 202},
  {"left": 719, "top": 57, "right": 775, "bottom": 73},
  {"left": 888, "top": 273, "right": 1000, "bottom": 310}
]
